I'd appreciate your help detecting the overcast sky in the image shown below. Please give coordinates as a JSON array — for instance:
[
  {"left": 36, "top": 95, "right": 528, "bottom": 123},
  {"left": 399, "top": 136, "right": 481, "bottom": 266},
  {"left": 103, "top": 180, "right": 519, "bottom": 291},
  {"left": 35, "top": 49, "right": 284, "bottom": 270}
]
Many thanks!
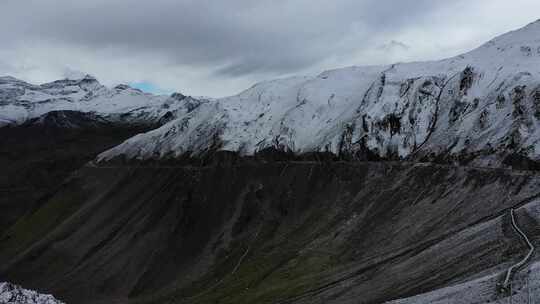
[{"left": 1, "top": 0, "right": 540, "bottom": 97}]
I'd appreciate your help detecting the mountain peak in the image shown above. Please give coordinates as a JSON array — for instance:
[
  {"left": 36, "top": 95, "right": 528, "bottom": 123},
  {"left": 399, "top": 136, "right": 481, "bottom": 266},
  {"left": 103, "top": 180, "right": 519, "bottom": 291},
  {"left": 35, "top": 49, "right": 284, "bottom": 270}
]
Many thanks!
[
  {"left": 62, "top": 69, "right": 93, "bottom": 80},
  {"left": 170, "top": 92, "right": 186, "bottom": 101},
  {"left": 39, "top": 74, "right": 101, "bottom": 91},
  {"left": 0, "top": 76, "right": 34, "bottom": 85},
  {"left": 483, "top": 19, "right": 540, "bottom": 48},
  {"left": 526, "top": 18, "right": 540, "bottom": 26},
  {"left": 80, "top": 74, "right": 98, "bottom": 81},
  {"left": 0, "top": 76, "right": 20, "bottom": 82}
]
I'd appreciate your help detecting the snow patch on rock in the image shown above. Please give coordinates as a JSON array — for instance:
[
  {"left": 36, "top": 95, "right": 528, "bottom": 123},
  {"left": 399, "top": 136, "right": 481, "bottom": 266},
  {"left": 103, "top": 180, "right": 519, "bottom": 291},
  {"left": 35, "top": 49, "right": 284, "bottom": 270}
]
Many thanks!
[{"left": 0, "top": 282, "right": 64, "bottom": 304}]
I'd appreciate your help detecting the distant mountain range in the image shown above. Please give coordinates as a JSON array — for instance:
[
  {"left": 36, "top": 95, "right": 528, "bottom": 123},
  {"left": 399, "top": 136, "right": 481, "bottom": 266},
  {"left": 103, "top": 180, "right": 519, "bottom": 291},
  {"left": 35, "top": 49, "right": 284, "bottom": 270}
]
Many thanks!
[{"left": 0, "top": 74, "right": 202, "bottom": 128}]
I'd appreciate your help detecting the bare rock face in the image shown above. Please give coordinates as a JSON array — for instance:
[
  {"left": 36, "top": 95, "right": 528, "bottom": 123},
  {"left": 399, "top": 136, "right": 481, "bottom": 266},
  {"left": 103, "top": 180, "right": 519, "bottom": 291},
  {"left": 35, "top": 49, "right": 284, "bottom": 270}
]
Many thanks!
[{"left": 0, "top": 282, "right": 64, "bottom": 304}]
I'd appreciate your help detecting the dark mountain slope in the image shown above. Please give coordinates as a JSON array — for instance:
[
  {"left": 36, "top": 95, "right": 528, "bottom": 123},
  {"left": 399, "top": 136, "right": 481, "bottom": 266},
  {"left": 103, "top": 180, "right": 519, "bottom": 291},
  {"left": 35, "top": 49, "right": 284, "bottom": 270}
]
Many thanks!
[
  {"left": 0, "top": 111, "right": 154, "bottom": 231},
  {"left": 1, "top": 161, "right": 539, "bottom": 303}
]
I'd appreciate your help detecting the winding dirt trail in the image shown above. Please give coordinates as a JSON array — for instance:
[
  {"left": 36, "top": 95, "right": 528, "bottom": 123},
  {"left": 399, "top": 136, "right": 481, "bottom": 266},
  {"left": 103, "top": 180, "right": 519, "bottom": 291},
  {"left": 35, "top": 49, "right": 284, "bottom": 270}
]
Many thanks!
[{"left": 502, "top": 208, "right": 535, "bottom": 289}]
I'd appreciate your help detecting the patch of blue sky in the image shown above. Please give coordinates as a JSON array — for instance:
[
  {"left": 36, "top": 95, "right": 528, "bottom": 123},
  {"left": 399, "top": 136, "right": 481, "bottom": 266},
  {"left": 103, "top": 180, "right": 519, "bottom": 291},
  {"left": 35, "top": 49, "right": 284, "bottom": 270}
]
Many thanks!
[{"left": 129, "top": 81, "right": 173, "bottom": 95}]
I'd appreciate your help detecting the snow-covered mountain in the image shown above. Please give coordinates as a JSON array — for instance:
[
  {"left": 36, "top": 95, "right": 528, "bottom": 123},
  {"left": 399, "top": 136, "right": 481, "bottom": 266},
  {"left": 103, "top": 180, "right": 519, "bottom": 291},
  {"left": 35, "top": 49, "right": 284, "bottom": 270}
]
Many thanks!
[
  {"left": 96, "top": 20, "right": 540, "bottom": 167},
  {"left": 2, "top": 20, "right": 540, "bottom": 167},
  {"left": 0, "top": 282, "right": 64, "bottom": 304},
  {"left": 0, "top": 75, "right": 202, "bottom": 127}
]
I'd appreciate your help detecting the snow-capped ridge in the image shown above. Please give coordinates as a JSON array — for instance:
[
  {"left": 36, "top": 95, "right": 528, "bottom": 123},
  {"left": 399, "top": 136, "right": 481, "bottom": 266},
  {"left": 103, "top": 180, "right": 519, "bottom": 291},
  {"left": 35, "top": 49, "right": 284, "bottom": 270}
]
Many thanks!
[
  {"left": 40, "top": 74, "right": 100, "bottom": 89},
  {"left": 170, "top": 92, "right": 187, "bottom": 101},
  {"left": 0, "top": 76, "right": 30, "bottom": 84},
  {"left": 486, "top": 18, "right": 540, "bottom": 46},
  {"left": 0, "top": 75, "right": 200, "bottom": 128},
  {"left": 97, "top": 20, "right": 540, "bottom": 167}
]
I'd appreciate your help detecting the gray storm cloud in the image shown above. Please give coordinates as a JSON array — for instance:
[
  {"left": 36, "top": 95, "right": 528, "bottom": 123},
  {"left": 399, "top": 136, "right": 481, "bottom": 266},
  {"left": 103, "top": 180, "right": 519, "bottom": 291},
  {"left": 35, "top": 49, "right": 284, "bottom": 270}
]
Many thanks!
[{"left": 0, "top": 0, "right": 539, "bottom": 96}]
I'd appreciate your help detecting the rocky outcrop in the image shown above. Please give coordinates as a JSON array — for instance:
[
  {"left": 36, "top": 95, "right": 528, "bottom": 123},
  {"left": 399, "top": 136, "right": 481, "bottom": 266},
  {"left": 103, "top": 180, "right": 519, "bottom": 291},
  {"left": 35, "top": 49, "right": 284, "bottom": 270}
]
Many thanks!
[{"left": 0, "top": 282, "right": 64, "bottom": 304}]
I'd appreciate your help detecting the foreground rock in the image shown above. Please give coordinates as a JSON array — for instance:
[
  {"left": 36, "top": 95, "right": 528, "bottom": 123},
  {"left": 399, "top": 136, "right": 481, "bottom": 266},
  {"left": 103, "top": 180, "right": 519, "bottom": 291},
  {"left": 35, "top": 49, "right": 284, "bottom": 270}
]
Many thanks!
[{"left": 0, "top": 282, "right": 64, "bottom": 304}]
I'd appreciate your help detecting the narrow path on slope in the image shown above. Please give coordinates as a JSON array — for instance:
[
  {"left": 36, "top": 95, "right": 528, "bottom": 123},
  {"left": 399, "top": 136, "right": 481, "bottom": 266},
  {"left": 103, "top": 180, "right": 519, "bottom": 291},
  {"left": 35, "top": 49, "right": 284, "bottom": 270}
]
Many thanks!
[
  {"left": 275, "top": 193, "right": 540, "bottom": 304},
  {"left": 502, "top": 208, "right": 535, "bottom": 290},
  {"left": 86, "top": 159, "right": 540, "bottom": 176},
  {"left": 174, "top": 223, "right": 263, "bottom": 304}
]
